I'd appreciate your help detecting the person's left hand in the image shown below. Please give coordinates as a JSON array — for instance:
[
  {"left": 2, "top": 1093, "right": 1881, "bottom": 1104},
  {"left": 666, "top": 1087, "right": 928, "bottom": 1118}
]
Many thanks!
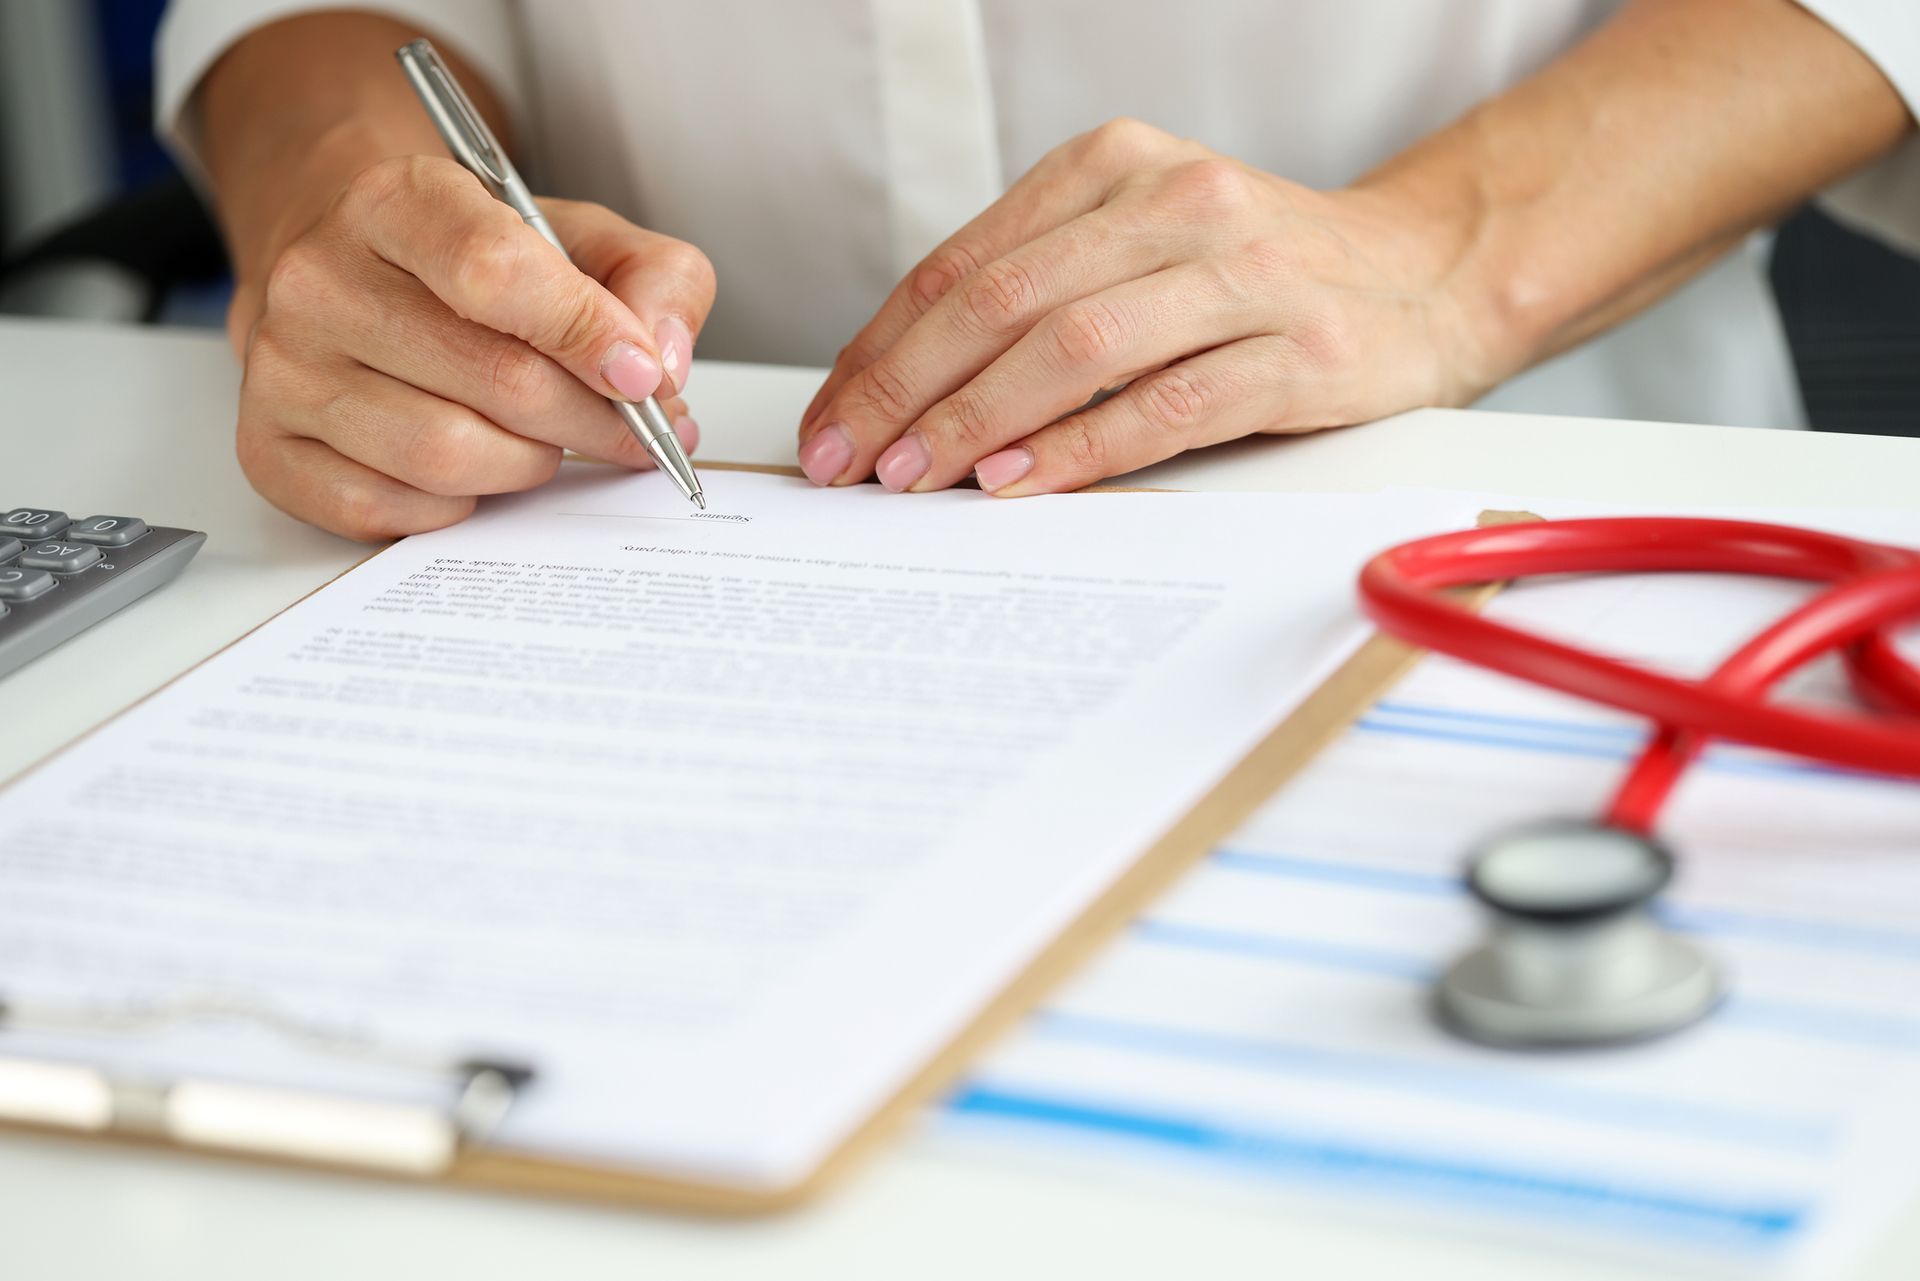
[{"left": 795, "top": 118, "right": 1502, "bottom": 496}]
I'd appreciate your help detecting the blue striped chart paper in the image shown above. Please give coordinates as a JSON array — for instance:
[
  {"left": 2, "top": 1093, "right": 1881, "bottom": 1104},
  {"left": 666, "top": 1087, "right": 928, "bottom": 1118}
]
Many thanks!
[{"left": 949, "top": 502, "right": 1920, "bottom": 1276}]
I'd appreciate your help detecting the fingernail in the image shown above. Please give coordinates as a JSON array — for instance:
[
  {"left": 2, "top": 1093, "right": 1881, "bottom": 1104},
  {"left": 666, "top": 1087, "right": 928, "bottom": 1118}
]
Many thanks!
[
  {"left": 974, "top": 446, "right": 1034, "bottom": 494},
  {"left": 655, "top": 316, "right": 694, "bottom": 393},
  {"left": 602, "top": 341, "right": 663, "bottom": 402},
  {"left": 673, "top": 414, "right": 700, "bottom": 452},
  {"left": 876, "top": 433, "right": 931, "bottom": 492},
  {"left": 799, "top": 421, "right": 854, "bottom": 486}
]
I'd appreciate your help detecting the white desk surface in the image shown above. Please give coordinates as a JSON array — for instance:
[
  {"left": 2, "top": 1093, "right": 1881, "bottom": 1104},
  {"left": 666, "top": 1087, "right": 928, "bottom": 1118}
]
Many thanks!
[{"left": 4, "top": 314, "right": 1917, "bottom": 1279}]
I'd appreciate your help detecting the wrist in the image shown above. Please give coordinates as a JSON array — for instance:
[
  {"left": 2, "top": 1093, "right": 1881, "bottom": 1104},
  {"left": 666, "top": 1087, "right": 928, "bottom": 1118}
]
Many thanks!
[
  {"left": 1335, "top": 158, "right": 1522, "bottom": 406},
  {"left": 195, "top": 12, "right": 510, "bottom": 355},
  {"left": 1345, "top": 100, "right": 1593, "bottom": 397},
  {"left": 227, "top": 118, "right": 420, "bottom": 285},
  {"left": 219, "top": 117, "right": 427, "bottom": 355}
]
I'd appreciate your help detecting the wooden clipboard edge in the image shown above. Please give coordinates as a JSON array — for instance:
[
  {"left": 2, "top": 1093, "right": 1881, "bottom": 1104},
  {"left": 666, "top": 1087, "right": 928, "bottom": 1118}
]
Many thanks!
[
  {"left": 0, "top": 483, "right": 1534, "bottom": 1217},
  {"left": 0, "top": 606, "right": 1472, "bottom": 1217}
]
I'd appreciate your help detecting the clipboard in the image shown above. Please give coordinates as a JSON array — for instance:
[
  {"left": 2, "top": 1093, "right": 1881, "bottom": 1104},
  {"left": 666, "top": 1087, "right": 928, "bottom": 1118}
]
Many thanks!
[{"left": 0, "top": 466, "right": 1529, "bottom": 1213}]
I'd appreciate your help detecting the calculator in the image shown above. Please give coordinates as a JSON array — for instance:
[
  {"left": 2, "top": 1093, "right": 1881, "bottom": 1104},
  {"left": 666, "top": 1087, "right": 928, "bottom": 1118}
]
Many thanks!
[{"left": 0, "top": 507, "right": 206, "bottom": 678}]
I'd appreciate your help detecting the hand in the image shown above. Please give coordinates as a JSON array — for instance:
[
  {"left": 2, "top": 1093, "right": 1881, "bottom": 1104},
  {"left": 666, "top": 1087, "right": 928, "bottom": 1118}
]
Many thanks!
[
  {"left": 233, "top": 155, "right": 716, "bottom": 540},
  {"left": 795, "top": 118, "right": 1497, "bottom": 496}
]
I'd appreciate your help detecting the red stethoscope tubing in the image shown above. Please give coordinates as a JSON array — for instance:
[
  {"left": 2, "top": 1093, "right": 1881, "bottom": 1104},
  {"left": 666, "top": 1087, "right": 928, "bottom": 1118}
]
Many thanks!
[{"left": 1356, "top": 518, "right": 1920, "bottom": 833}]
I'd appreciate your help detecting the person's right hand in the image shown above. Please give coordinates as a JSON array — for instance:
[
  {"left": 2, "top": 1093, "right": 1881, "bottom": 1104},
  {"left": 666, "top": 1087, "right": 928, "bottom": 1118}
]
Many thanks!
[{"left": 232, "top": 155, "right": 716, "bottom": 541}]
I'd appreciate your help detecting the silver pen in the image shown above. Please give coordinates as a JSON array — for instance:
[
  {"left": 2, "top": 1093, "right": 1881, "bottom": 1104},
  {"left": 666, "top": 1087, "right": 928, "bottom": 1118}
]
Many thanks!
[{"left": 395, "top": 38, "right": 704, "bottom": 509}]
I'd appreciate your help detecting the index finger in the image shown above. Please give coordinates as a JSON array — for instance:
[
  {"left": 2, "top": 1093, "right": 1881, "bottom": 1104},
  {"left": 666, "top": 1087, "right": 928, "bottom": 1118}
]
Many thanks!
[
  {"left": 546, "top": 198, "right": 717, "bottom": 395},
  {"left": 343, "top": 156, "right": 669, "bottom": 406},
  {"left": 798, "top": 139, "right": 1122, "bottom": 442},
  {"left": 800, "top": 204, "right": 1167, "bottom": 489}
]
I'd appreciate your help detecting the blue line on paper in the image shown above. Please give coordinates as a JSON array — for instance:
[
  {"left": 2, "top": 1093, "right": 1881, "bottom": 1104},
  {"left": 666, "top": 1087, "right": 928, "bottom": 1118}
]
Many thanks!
[
  {"left": 1374, "top": 699, "right": 1643, "bottom": 740},
  {"left": 1211, "top": 848, "right": 1459, "bottom": 896},
  {"left": 1126, "top": 917, "right": 1920, "bottom": 1053},
  {"left": 1656, "top": 902, "right": 1920, "bottom": 964},
  {"left": 1718, "top": 998, "right": 1920, "bottom": 1052},
  {"left": 1131, "top": 917, "right": 1436, "bottom": 981},
  {"left": 943, "top": 1085, "right": 1806, "bottom": 1246},
  {"left": 1205, "top": 850, "right": 1920, "bottom": 963},
  {"left": 1022, "top": 1010, "right": 1831, "bottom": 1151},
  {"left": 1357, "top": 702, "right": 1873, "bottom": 784},
  {"left": 1356, "top": 715, "right": 1636, "bottom": 761}
]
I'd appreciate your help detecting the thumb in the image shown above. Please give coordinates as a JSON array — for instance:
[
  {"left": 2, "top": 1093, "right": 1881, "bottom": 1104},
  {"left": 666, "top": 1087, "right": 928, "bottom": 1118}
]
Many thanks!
[{"left": 546, "top": 198, "right": 717, "bottom": 396}]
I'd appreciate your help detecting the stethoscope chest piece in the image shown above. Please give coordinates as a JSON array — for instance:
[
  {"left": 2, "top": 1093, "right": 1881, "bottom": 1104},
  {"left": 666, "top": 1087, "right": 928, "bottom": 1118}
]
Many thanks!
[{"left": 1437, "top": 822, "right": 1723, "bottom": 1048}]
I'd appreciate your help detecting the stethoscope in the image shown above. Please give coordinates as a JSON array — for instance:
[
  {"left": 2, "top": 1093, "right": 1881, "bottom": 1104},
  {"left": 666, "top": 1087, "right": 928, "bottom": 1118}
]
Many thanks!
[{"left": 1357, "top": 517, "right": 1920, "bottom": 1049}]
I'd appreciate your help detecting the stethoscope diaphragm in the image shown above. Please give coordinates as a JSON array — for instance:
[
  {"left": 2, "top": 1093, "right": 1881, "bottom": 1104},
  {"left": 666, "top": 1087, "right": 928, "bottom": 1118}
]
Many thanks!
[{"left": 1437, "top": 821, "right": 1723, "bottom": 1048}]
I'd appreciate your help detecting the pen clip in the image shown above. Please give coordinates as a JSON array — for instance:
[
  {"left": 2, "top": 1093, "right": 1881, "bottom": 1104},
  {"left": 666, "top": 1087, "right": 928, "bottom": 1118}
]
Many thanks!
[{"left": 396, "top": 39, "right": 512, "bottom": 189}]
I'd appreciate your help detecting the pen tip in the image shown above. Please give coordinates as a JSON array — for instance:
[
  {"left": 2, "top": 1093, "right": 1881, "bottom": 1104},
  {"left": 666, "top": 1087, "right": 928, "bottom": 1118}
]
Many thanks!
[{"left": 693, "top": 492, "right": 707, "bottom": 511}]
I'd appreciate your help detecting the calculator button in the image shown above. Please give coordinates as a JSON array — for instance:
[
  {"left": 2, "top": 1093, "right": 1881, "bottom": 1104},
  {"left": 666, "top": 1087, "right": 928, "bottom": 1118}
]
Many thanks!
[
  {"left": 67, "top": 515, "right": 148, "bottom": 547},
  {"left": 0, "top": 537, "right": 19, "bottom": 565},
  {"left": 0, "top": 567, "right": 55, "bottom": 601},
  {"left": 18, "top": 542, "right": 101, "bottom": 573},
  {"left": 0, "top": 509, "right": 68, "bottom": 539}
]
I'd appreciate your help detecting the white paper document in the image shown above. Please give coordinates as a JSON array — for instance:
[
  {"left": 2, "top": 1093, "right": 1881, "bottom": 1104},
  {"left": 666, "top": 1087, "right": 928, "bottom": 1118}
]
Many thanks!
[
  {"left": 947, "top": 497, "right": 1920, "bottom": 1276},
  {"left": 0, "top": 467, "right": 1472, "bottom": 1190}
]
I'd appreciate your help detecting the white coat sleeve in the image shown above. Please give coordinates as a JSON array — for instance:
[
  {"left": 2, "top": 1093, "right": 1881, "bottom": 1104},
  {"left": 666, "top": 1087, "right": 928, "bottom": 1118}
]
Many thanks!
[
  {"left": 154, "top": 0, "right": 525, "bottom": 182},
  {"left": 1793, "top": 1, "right": 1920, "bottom": 257}
]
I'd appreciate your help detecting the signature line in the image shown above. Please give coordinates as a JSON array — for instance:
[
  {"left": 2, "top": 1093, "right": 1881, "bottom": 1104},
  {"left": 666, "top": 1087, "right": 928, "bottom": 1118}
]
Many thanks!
[{"left": 554, "top": 512, "right": 741, "bottom": 523}]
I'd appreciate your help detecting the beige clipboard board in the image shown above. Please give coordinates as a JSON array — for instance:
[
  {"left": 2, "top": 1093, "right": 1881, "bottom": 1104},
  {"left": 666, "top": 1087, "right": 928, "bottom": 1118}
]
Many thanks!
[{"left": 0, "top": 464, "right": 1529, "bottom": 1215}]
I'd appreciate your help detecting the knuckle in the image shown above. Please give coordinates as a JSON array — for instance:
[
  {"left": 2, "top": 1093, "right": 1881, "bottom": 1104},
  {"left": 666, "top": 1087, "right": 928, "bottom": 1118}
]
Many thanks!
[
  {"left": 1046, "top": 299, "right": 1128, "bottom": 370},
  {"left": 484, "top": 340, "right": 555, "bottom": 410},
  {"left": 239, "top": 322, "right": 289, "bottom": 386},
  {"left": 524, "top": 443, "right": 565, "bottom": 487},
  {"left": 909, "top": 244, "right": 983, "bottom": 311},
  {"left": 956, "top": 258, "right": 1042, "bottom": 336},
  {"left": 1060, "top": 417, "right": 1107, "bottom": 473},
  {"left": 1166, "top": 158, "right": 1254, "bottom": 211},
  {"left": 238, "top": 326, "right": 315, "bottom": 410},
  {"left": 1082, "top": 116, "right": 1164, "bottom": 164},
  {"left": 310, "top": 382, "right": 355, "bottom": 430},
  {"left": 518, "top": 277, "right": 605, "bottom": 362},
  {"left": 327, "top": 472, "right": 440, "bottom": 542},
  {"left": 398, "top": 414, "right": 477, "bottom": 495},
  {"left": 261, "top": 238, "right": 331, "bottom": 312},
  {"left": 1140, "top": 369, "right": 1213, "bottom": 431},
  {"left": 331, "top": 487, "right": 399, "bottom": 542},
  {"left": 849, "top": 359, "right": 919, "bottom": 423},
  {"left": 836, "top": 335, "right": 882, "bottom": 376},
  {"left": 1235, "top": 237, "right": 1293, "bottom": 288},
  {"left": 552, "top": 292, "right": 608, "bottom": 361},
  {"left": 659, "top": 240, "right": 717, "bottom": 299},
  {"left": 1287, "top": 308, "right": 1360, "bottom": 374},
  {"left": 938, "top": 390, "right": 998, "bottom": 450},
  {"left": 337, "top": 154, "right": 448, "bottom": 224},
  {"left": 339, "top": 155, "right": 409, "bottom": 212},
  {"left": 448, "top": 224, "right": 526, "bottom": 311}
]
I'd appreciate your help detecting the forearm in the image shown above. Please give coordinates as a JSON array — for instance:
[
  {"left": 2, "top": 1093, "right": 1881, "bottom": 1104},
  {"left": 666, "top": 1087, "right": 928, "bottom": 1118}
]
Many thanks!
[
  {"left": 192, "top": 11, "right": 509, "bottom": 347},
  {"left": 1353, "top": 0, "right": 1913, "bottom": 387}
]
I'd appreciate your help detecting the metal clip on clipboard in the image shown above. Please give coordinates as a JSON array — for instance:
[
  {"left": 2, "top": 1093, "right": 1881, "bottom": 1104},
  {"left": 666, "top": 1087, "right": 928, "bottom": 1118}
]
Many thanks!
[{"left": 0, "top": 992, "right": 535, "bottom": 1174}]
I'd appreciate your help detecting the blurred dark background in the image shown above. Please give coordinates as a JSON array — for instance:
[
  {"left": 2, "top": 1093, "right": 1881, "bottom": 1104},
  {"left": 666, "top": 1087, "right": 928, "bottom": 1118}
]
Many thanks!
[{"left": 2, "top": 0, "right": 1916, "bottom": 435}]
